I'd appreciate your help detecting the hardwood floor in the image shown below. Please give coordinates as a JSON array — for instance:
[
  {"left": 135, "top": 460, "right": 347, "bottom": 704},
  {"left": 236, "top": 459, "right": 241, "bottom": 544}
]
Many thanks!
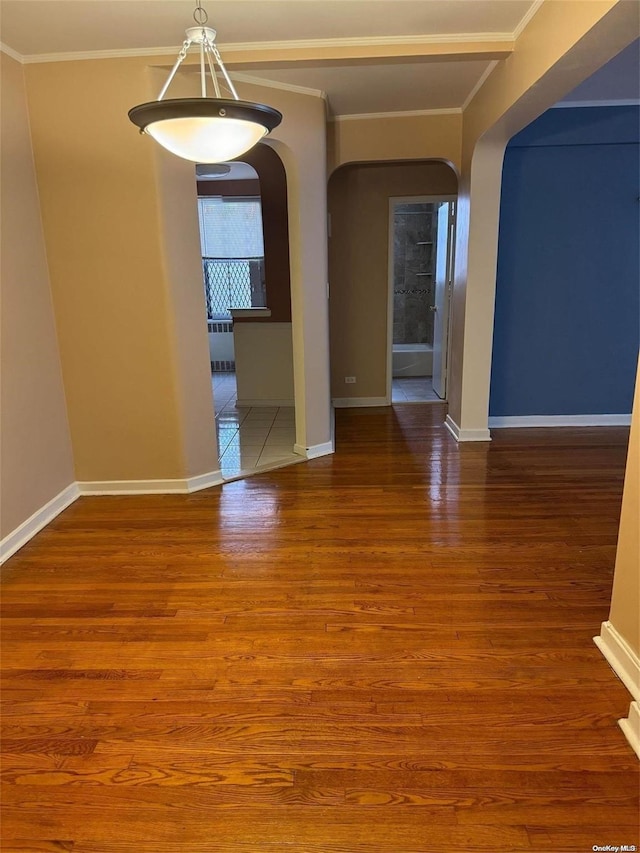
[{"left": 1, "top": 404, "right": 638, "bottom": 852}]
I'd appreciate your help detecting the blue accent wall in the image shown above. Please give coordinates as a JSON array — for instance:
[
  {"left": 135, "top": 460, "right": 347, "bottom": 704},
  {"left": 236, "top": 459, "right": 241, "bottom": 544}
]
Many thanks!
[{"left": 490, "top": 106, "right": 640, "bottom": 417}]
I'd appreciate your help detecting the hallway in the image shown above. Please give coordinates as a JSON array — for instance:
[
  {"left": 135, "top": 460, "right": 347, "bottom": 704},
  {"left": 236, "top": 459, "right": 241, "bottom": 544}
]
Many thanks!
[{"left": 1, "top": 405, "right": 638, "bottom": 851}]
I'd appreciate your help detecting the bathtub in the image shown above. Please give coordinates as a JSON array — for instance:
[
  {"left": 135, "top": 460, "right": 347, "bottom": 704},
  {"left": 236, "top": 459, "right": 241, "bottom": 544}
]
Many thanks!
[{"left": 392, "top": 343, "right": 433, "bottom": 377}]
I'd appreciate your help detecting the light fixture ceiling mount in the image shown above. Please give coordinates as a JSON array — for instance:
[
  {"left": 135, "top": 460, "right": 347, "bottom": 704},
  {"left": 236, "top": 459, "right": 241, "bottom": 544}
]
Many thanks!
[{"left": 128, "top": 4, "right": 282, "bottom": 163}]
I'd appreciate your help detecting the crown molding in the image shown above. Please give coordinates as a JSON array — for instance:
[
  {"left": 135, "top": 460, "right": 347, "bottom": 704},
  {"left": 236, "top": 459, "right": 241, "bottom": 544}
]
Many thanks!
[
  {"left": 512, "top": 0, "right": 545, "bottom": 40},
  {"left": 21, "top": 45, "right": 176, "bottom": 64},
  {"left": 461, "top": 60, "right": 499, "bottom": 111},
  {"left": 552, "top": 98, "right": 640, "bottom": 109},
  {"left": 0, "top": 41, "right": 24, "bottom": 63},
  {"left": 231, "top": 71, "right": 327, "bottom": 102},
  {"left": 331, "top": 107, "right": 461, "bottom": 122},
  {"left": 220, "top": 32, "right": 514, "bottom": 52},
  {"left": 15, "top": 31, "right": 515, "bottom": 65}
]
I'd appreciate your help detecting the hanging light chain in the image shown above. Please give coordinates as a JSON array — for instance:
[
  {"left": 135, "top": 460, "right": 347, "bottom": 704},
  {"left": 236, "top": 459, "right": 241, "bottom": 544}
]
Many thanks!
[
  {"left": 193, "top": 4, "right": 208, "bottom": 25},
  {"left": 208, "top": 41, "right": 239, "bottom": 100},
  {"left": 157, "top": 37, "right": 192, "bottom": 100},
  {"left": 157, "top": 3, "right": 240, "bottom": 102},
  {"left": 195, "top": 2, "right": 208, "bottom": 97},
  {"left": 203, "top": 36, "right": 222, "bottom": 97}
]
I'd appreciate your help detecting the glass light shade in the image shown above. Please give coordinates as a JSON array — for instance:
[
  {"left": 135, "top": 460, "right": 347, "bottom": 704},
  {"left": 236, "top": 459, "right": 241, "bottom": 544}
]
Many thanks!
[
  {"left": 147, "top": 116, "right": 267, "bottom": 162},
  {"left": 128, "top": 98, "right": 282, "bottom": 164}
]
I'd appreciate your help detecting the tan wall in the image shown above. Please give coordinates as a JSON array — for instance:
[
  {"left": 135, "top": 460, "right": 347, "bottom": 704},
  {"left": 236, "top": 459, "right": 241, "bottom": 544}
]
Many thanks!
[
  {"left": 0, "top": 52, "right": 75, "bottom": 537},
  {"left": 234, "top": 323, "right": 295, "bottom": 406},
  {"left": 609, "top": 358, "right": 640, "bottom": 658},
  {"left": 24, "top": 56, "right": 188, "bottom": 481},
  {"left": 328, "top": 112, "right": 462, "bottom": 175},
  {"left": 151, "top": 140, "right": 220, "bottom": 479},
  {"left": 328, "top": 161, "right": 457, "bottom": 400}
]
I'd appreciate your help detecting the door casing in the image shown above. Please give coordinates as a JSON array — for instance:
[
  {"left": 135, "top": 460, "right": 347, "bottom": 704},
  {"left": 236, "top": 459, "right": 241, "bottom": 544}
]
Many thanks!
[{"left": 386, "top": 195, "right": 457, "bottom": 404}]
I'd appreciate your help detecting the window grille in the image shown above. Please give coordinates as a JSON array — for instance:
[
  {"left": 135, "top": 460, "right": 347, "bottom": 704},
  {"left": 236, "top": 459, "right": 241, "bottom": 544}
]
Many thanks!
[{"left": 203, "top": 257, "right": 265, "bottom": 320}]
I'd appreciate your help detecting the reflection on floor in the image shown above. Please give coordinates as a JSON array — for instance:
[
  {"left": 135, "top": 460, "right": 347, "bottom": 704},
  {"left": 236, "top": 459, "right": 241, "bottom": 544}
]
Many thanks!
[
  {"left": 212, "top": 372, "right": 301, "bottom": 480},
  {"left": 392, "top": 376, "right": 442, "bottom": 403}
]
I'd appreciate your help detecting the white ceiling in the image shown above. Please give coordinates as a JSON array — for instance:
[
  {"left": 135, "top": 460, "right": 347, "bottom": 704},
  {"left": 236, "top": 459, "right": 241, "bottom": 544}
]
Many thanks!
[
  {"left": 0, "top": 1, "right": 535, "bottom": 54},
  {"left": 1, "top": 2, "right": 637, "bottom": 117},
  {"left": 237, "top": 59, "right": 493, "bottom": 115}
]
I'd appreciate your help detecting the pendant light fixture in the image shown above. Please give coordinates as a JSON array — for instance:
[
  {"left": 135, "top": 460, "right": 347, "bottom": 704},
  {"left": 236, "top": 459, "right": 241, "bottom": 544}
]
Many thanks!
[{"left": 128, "top": 3, "right": 282, "bottom": 163}]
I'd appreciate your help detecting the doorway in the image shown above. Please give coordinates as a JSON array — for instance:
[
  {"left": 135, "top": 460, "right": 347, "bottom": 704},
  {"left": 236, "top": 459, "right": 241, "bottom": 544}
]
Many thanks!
[
  {"left": 196, "top": 158, "right": 299, "bottom": 479},
  {"left": 387, "top": 196, "right": 455, "bottom": 403}
]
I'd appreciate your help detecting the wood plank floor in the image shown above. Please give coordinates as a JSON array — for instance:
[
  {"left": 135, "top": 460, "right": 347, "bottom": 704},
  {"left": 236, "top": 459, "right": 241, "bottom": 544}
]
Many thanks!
[{"left": 1, "top": 404, "right": 638, "bottom": 852}]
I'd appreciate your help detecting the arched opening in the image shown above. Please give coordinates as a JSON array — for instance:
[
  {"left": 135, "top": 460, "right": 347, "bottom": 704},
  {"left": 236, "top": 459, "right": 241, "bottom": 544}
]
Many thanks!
[
  {"left": 195, "top": 143, "right": 298, "bottom": 479},
  {"left": 328, "top": 159, "right": 458, "bottom": 410},
  {"left": 489, "top": 56, "right": 639, "bottom": 427}
]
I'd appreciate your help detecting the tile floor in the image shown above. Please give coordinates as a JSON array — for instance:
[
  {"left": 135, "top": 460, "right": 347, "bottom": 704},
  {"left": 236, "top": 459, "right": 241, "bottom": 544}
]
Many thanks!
[
  {"left": 392, "top": 376, "right": 442, "bottom": 403},
  {"left": 212, "top": 372, "right": 302, "bottom": 480}
]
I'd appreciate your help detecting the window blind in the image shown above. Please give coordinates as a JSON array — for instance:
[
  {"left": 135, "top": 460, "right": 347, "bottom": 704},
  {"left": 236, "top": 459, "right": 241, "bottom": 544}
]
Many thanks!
[{"left": 197, "top": 197, "right": 265, "bottom": 258}]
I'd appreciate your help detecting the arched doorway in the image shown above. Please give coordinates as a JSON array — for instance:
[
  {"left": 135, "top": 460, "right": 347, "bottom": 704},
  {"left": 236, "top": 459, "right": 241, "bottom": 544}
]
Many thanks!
[
  {"left": 195, "top": 144, "right": 299, "bottom": 479},
  {"left": 327, "top": 159, "right": 458, "bottom": 409}
]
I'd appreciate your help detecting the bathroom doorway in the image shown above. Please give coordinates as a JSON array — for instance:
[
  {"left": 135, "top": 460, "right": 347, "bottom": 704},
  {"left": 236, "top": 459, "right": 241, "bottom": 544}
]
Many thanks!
[{"left": 387, "top": 196, "right": 455, "bottom": 403}]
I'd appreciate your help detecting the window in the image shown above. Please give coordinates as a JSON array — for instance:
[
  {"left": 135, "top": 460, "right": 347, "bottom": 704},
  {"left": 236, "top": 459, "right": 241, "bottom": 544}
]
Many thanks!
[
  {"left": 197, "top": 197, "right": 264, "bottom": 258},
  {"left": 197, "top": 196, "right": 266, "bottom": 319}
]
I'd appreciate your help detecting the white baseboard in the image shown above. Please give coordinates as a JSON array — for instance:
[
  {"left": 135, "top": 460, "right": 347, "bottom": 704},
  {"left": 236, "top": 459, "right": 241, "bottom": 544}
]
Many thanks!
[
  {"left": 330, "top": 404, "right": 335, "bottom": 445},
  {"left": 1, "top": 468, "right": 229, "bottom": 565},
  {"left": 445, "top": 415, "right": 491, "bottom": 443},
  {"left": 619, "top": 701, "right": 640, "bottom": 760},
  {"left": 594, "top": 621, "right": 640, "bottom": 702},
  {"left": 489, "top": 414, "right": 632, "bottom": 428},
  {"left": 0, "top": 482, "right": 79, "bottom": 564},
  {"left": 294, "top": 441, "right": 334, "bottom": 460},
  {"left": 79, "top": 479, "right": 191, "bottom": 495},
  {"left": 332, "top": 397, "right": 389, "bottom": 408},
  {"left": 236, "top": 398, "right": 294, "bottom": 408},
  {"left": 78, "top": 469, "right": 223, "bottom": 496},
  {"left": 186, "top": 470, "right": 225, "bottom": 492}
]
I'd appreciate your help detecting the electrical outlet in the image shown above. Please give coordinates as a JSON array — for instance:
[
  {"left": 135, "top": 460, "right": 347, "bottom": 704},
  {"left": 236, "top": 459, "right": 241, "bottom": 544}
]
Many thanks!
[{"left": 345, "top": 376, "right": 356, "bottom": 384}]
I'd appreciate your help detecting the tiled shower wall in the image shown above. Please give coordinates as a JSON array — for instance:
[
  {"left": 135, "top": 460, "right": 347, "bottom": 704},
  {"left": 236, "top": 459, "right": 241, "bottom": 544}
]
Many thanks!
[{"left": 392, "top": 203, "right": 437, "bottom": 346}]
